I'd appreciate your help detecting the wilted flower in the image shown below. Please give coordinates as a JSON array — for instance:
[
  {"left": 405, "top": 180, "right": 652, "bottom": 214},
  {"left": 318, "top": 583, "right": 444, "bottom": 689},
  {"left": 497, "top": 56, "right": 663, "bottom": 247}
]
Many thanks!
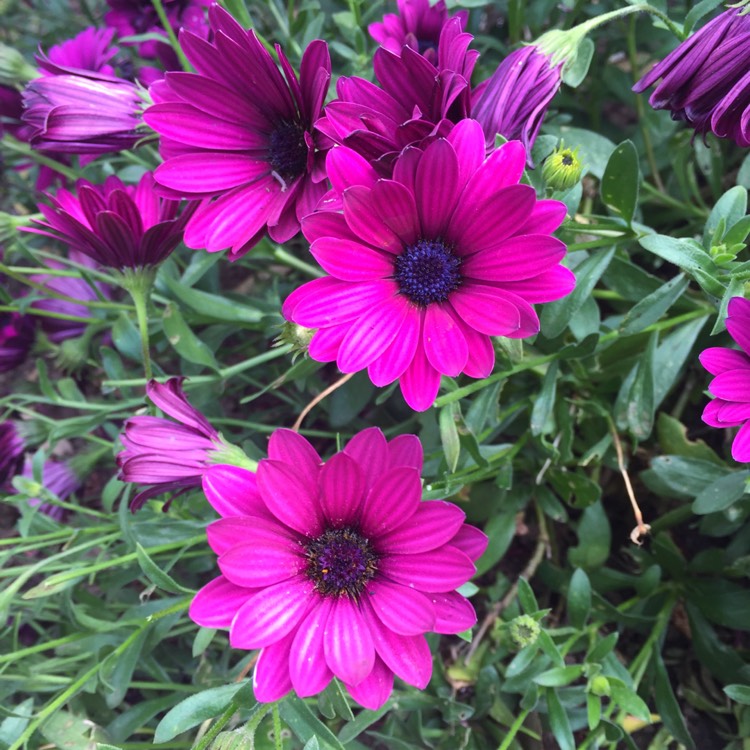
[
  {"left": 472, "top": 45, "right": 562, "bottom": 160},
  {"left": 0, "top": 312, "right": 34, "bottom": 373},
  {"left": 284, "top": 120, "right": 574, "bottom": 411},
  {"left": 318, "top": 17, "right": 477, "bottom": 174},
  {"left": 26, "top": 173, "right": 194, "bottom": 270},
  {"left": 700, "top": 296, "right": 750, "bottom": 461},
  {"left": 118, "top": 377, "right": 253, "bottom": 511},
  {"left": 633, "top": 7, "right": 750, "bottom": 147},
  {"left": 190, "top": 427, "right": 487, "bottom": 709},
  {"left": 144, "top": 4, "right": 331, "bottom": 259},
  {"left": 0, "top": 421, "right": 25, "bottom": 486},
  {"left": 368, "top": 0, "right": 468, "bottom": 64}
]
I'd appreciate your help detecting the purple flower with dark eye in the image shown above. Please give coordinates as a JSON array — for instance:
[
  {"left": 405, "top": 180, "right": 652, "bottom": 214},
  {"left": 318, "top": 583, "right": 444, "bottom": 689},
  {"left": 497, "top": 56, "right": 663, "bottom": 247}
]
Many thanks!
[
  {"left": 189, "top": 427, "right": 487, "bottom": 709},
  {"left": 317, "top": 16, "right": 477, "bottom": 175},
  {"left": 284, "top": 121, "right": 574, "bottom": 411},
  {"left": 26, "top": 172, "right": 194, "bottom": 270},
  {"left": 118, "top": 377, "right": 253, "bottom": 511},
  {"left": 0, "top": 421, "right": 26, "bottom": 486},
  {"left": 700, "top": 297, "right": 750, "bottom": 461},
  {"left": 143, "top": 4, "right": 331, "bottom": 259},
  {"left": 368, "top": 0, "right": 468, "bottom": 64},
  {"left": 0, "top": 312, "right": 35, "bottom": 373},
  {"left": 472, "top": 45, "right": 562, "bottom": 161},
  {"left": 633, "top": 8, "right": 750, "bottom": 147}
]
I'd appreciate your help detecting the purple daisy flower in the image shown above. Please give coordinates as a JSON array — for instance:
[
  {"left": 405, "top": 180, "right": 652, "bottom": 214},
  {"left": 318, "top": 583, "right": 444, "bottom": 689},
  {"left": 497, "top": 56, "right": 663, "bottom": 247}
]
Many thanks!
[
  {"left": 368, "top": 0, "right": 468, "bottom": 64},
  {"left": 0, "top": 421, "right": 26, "bottom": 486},
  {"left": 0, "top": 84, "right": 24, "bottom": 139},
  {"left": 118, "top": 377, "right": 249, "bottom": 511},
  {"left": 283, "top": 120, "right": 574, "bottom": 411},
  {"left": 143, "top": 4, "right": 331, "bottom": 259},
  {"left": 190, "top": 427, "right": 487, "bottom": 709},
  {"left": 633, "top": 8, "right": 750, "bottom": 147},
  {"left": 0, "top": 312, "right": 35, "bottom": 373},
  {"left": 318, "top": 16, "right": 477, "bottom": 174},
  {"left": 16, "top": 458, "right": 80, "bottom": 521},
  {"left": 26, "top": 173, "right": 194, "bottom": 270},
  {"left": 472, "top": 45, "right": 562, "bottom": 161},
  {"left": 40, "top": 27, "right": 120, "bottom": 78},
  {"left": 700, "top": 297, "right": 750, "bottom": 461},
  {"left": 30, "top": 251, "right": 112, "bottom": 343}
]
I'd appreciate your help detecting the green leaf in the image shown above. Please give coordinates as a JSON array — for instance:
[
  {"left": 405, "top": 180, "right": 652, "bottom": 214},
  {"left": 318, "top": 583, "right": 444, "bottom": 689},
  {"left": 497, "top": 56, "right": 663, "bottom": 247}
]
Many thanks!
[
  {"left": 101, "top": 628, "right": 149, "bottom": 708},
  {"left": 639, "top": 235, "right": 714, "bottom": 275},
  {"left": 533, "top": 665, "right": 584, "bottom": 687},
  {"left": 517, "top": 577, "right": 539, "bottom": 614},
  {"left": 645, "top": 456, "right": 730, "bottom": 499},
  {"left": 475, "top": 510, "right": 517, "bottom": 576},
  {"left": 562, "top": 36, "right": 594, "bottom": 87},
  {"left": 656, "top": 413, "right": 722, "bottom": 465},
  {"left": 163, "top": 275, "right": 263, "bottom": 324},
  {"left": 586, "top": 693, "right": 601, "bottom": 731},
  {"left": 569, "top": 501, "right": 611, "bottom": 569},
  {"left": 337, "top": 703, "right": 391, "bottom": 744},
  {"left": 692, "top": 470, "right": 750, "bottom": 514},
  {"left": 278, "top": 695, "right": 346, "bottom": 750},
  {"left": 653, "top": 648, "right": 695, "bottom": 749},
  {"left": 530, "top": 361, "right": 558, "bottom": 436},
  {"left": 609, "top": 681, "right": 651, "bottom": 722},
  {"left": 541, "top": 247, "right": 615, "bottom": 338},
  {"left": 135, "top": 543, "right": 194, "bottom": 594},
  {"left": 153, "top": 683, "right": 249, "bottom": 743},
  {"left": 724, "top": 685, "right": 750, "bottom": 705},
  {"left": 162, "top": 303, "right": 219, "bottom": 370},
  {"left": 601, "top": 140, "right": 640, "bottom": 224},
  {"left": 567, "top": 569, "right": 592, "bottom": 629},
  {"left": 0, "top": 698, "right": 33, "bottom": 748},
  {"left": 704, "top": 186, "right": 748, "bottom": 247},
  {"left": 619, "top": 275, "right": 689, "bottom": 336},
  {"left": 546, "top": 688, "right": 575, "bottom": 750},
  {"left": 619, "top": 330, "right": 657, "bottom": 439},
  {"left": 112, "top": 312, "right": 143, "bottom": 362},
  {"left": 439, "top": 403, "right": 461, "bottom": 473}
]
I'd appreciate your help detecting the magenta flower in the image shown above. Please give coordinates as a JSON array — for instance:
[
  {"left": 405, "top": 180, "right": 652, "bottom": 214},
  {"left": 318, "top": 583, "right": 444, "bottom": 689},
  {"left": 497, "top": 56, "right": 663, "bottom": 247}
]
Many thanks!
[
  {"left": 16, "top": 458, "right": 80, "bottom": 522},
  {"left": 368, "top": 0, "right": 468, "bottom": 64},
  {"left": 21, "top": 67, "right": 142, "bottom": 155},
  {"left": 190, "top": 427, "right": 487, "bottom": 709},
  {"left": 472, "top": 46, "right": 562, "bottom": 160},
  {"left": 318, "top": 17, "right": 477, "bottom": 174},
  {"left": 633, "top": 8, "right": 750, "bottom": 147},
  {"left": 0, "top": 421, "right": 25, "bottom": 486},
  {"left": 26, "top": 173, "right": 194, "bottom": 270},
  {"left": 0, "top": 312, "right": 35, "bottom": 373},
  {"left": 0, "top": 84, "right": 24, "bottom": 139},
  {"left": 700, "top": 297, "right": 750, "bottom": 461},
  {"left": 118, "top": 377, "right": 250, "bottom": 511},
  {"left": 40, "top": 27, "right": 120, "bottom": 78},
  {"left": 284, "top": 120, "right": 574, "bottom": 411},
  {"left": 144, "top": 4, "right": 331, "bottom": 259},
  {"left": 31, "top": 251, "right": 112, "bottom": 343}
]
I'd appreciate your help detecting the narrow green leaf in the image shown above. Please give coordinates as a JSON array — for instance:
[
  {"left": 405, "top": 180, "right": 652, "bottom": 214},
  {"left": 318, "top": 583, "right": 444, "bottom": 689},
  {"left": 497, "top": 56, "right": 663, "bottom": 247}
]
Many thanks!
[
  {"left": 135, "top": 543, "right": 194, "bottom": 595},
  {"left": 439, "top": 403, "right": 461, "bottom": 473},
  {"left": 639, "top": 235, "right": 713, "bottom": 275},
  {"left": 610, "top": 681, "right": 651, "bottom": 722},
  {"left": 586, "top": 693, "right": 601, "bottom": 731},
  {"left": 530, "top": 361, "right": 558, "bottom": 436},
  {"left": 567, "top": 568, "right": 592, "bottom": 629},
  {"left": 163, "top": 275, "right": 263, "bottom": 324},
  {"left": 692, "top": 470, "right": 750, "bottom": 514},
  {"left": 546, "top": 688, "right": 575, "bottom": 750},
  {"left": 601, "top": 140, "right": 640, "bottom": 224},
  {"left": 517, "top": 577, "right": 539, "bottom": 614},
  {"left": 279, "top": 695, "right": 346, "bottom": 750},
  {"left": 619, "top": 275, "right": 689, "bottom": 336},
  {"left": 724, "top": 685, "right": 750, "bottom": 705},
  {"left": 162, "top": 302, "right": 219, "bottom": 370},
  {"left": 534, "top": 665, "right": 584, "bottom": 687},
  {"left": 652, "top": 648, "right": 695, "bottom": 749}
]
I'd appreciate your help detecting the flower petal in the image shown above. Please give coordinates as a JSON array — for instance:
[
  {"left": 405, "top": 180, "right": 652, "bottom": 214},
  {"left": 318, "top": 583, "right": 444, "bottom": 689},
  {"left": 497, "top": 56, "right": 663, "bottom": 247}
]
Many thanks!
[
  {"left": 202, "top": 465, "right": 268, "bottom": 518},
  {"left": 699, "top": 347, "right": 750, "bottom": 376},
  {"left": 289, "top": 599, "right": 334, "bottom": 696},
  {"left": 267, "top": 429, "right": 322, "bottom": 495},
  {"left": 368, "top": 580, "right": 436, "bottom": 635},
  {"left": 207, "top": 516, "right": 299, "bottom": 556},
  {"left": 387, "top": 434, "right": 423, "bottom": 473},
  {"left": 319, "top": 452, "right": 366, "bottom": 527},
  {"left": 219, "top": 538, "right": 304, "bottom": 587},
  {"left": 400, "top": 331, "right": 441, "bottom": 411},
  {"left": 367, "top": 306, "right": 421, "bottom": 386},
  {"left": 324, "top": 598, "right": 376, "bottom": 685},
  {"left": 257, "top": 459, "right": 324, "bottom": 536},
  {"left": 380, "top": 545, "right": 475, "bottom": 592},
  {"left": 344, "top": 427, "right": 389, "bottom": 492},
  {"left": 377, "top": 501, "right": 466, "bottom": 554},
  {"left": 708, "top": 370, "right": 750, "bottom": 402},
  {"left": 359, "top": 466, "right": 422, "bottom": 537},
  {"left": 423, "top": 302, "right": 468, "bottom": 376},
  {"left": 431, "top": 591, "right": 477, "bottom": 634},
  {"left": 190, "top": 575, "right": 254, "bottom": 629},
  {"left": 345, "top": 656, "right": 393, "bottom": 710},
  {"left": 253, "top": 633, "right": 294, "bottom": 702}
]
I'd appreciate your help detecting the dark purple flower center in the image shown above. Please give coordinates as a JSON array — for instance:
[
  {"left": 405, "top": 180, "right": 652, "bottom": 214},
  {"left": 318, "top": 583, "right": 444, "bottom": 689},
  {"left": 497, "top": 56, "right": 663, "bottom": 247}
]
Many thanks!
[
  {"left": 395, "top": 238, "right": 462, "bottom": 306},
  {"left": 305, "top": 527, "right": 378, "bottom": 598},
  {"left": 269, "top": 120, "right": 308, "bottom": 185}
]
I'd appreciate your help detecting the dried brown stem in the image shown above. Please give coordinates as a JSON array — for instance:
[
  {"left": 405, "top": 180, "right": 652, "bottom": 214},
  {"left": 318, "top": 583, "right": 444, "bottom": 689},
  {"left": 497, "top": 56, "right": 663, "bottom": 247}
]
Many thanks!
[{"left": 291, "top": 371, "right": 356, "bottom": 432}]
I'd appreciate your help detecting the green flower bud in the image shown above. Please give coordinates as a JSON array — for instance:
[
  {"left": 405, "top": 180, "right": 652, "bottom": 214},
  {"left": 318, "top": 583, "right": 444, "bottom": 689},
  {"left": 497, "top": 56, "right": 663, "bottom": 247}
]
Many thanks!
[
  {"left": 542, "top": 143, "right": 584, "bottom": 191},
  {"left": 589, "top": 675, "right": 611, "bottom": 697},
  {"left": 508, "top": 614, "right": 541, "bottom": 650},
  {"left": 0, "top": 43, "right": 37, "bottom": 86},
  {"left": 275, "top": 321, "right": 316, "bottom": 360}
]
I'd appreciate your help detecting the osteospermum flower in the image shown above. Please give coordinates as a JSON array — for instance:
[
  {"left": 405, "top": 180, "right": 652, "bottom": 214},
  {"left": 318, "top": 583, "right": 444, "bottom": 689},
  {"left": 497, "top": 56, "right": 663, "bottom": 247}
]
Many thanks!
[
  {"left": 368, "top": 0, "right": 468, "bottom": 64},
  {"left": 284, "top": 120, "right": 575, "bottom": 411},
  {"left": 0, "top": 421, "right": 25, "bottom": 486},
  {"left": 144, "top": 4, "right": 331, "bottom": 258},
  {"left": 26, "top": 173, "right": 194, "bottom": 270},
  {"left": 0, "top": 312, "right": 34, "bottom": 373},
  {"left": 633, "top": 8, "right": 750, "bottom": 147},
  {"left": 700, "top": 297, "right": 750, "bottom": 461},
  {"left": 39, "top": 27, "right": 120, "bottom": 78},
  {"left": 118, "top": 377, "right": 253, "bottom": 511},
  {"left": 472, "top": 46, "right": 562, "bottom": 160},
  {"left": 14, "top": 458, "right": 80, "bottom": 522},
  {"left": 190, "top": 427, "right": 487, "bottom": 709},
  {"left": 318, "top": 17, "right": 477, "bottom": 174}
]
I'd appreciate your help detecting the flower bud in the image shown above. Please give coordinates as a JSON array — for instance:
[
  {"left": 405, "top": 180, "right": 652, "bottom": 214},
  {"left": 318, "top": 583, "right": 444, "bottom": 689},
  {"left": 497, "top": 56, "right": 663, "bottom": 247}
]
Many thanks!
[
  {"left": 589, "top": 675, "right": 611, "bottom": 697},
  {"left": 276, "top": 321, "right": 316, "bottom": 359},
  {"left": 508, "top": 614, "right": 541, "bottom": 650},
  {"left": 0, "top": 43, "right": 37, "bottom": 86},
  {"left": 542, "top": 142, "right": 583, "bottom": 191}
]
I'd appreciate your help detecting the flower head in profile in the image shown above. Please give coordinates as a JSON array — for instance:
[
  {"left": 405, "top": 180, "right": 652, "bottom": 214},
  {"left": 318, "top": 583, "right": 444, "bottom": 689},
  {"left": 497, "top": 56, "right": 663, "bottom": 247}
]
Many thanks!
[
  {"left": 633, "top": 8, "right": 750, "bottom": 147},
  {"left": 368, "top": 0, "right": 468, "bottom": 64},
  {"left": 284, "top": 120, "right": 574, "bottom": 411},
  {"left": 39, "top": 27, "right": 120, "bottom": 78},
  {"left": 318, "top": 17, "right": 477, "bottom": 175},
  {"left": 13, "top": 458, "right": 81, "bottom": 522},
  {"left": 472, "top": 46, "right": 562, "bottom": 161},
  {"left": 190, "top": 427, "right": 487, "bottom": 709},
  {"left": 118, "top": 377, "right": 253, "bottom": 511},
  {"left": 144, "top": 4, "right": 331, "bottom": 259},
  {"left": 0, "top": 421, "right": 26, "bottom": 486},
  {"left": 0, "top": 312, "right": 35, "bottom": 373},
  {"left": 700, "top": 297, "right": 750, "bottom": 461},
  {"left": 26, "top": 173, "right": 194, "bottom": 271}
]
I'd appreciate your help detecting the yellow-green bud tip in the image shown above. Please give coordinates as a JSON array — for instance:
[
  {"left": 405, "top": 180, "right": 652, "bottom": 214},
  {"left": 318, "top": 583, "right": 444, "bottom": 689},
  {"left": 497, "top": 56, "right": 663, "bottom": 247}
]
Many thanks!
[
  {"left": 589, "top": 675, "right": 611, "bottom": 697},
  {"left": 542, "top": 142, "right": 584, "bottom": 191},
  {"left": 508, "top": 614, "right": 541, "bottom": 650}
]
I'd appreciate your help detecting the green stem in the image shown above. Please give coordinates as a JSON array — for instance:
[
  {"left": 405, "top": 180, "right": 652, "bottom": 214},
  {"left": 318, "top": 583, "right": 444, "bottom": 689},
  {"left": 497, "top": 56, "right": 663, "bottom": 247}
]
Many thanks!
[
  {"left": 122, "top": 268, "right": 157, "bottom": 382},
  {"left": 272, "top": 247, "right": 325, "bottom": 278},
  {"left": 0, "top": 305, "right": 97, "bottom": 324},
  {"left": 0, "top": 138, "right": 80, "bottom": 181},
  {"left": 497, "top": 708, "right": 531, "bottom": 750},
  {"left": 150, "top": 0, "right": 192, "bottom": 72},
  {"left": 273, "top": 703, "right": 282, "bottom": 750},
  {"left": 0, "top": 633, "right": 89, "bottom": 664}
]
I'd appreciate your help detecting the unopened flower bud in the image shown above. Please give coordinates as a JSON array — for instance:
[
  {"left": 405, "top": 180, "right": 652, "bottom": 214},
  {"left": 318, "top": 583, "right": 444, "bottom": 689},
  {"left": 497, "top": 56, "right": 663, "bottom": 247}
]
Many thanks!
[
  {"left": 589, "top": 675, "right": 611, "bottom": 697},
  {"left": 542, "top": 142, "right": 583, "bottom": 191},
  {"left": 508, "top": 614, "right": 541, "bottom": 650},
  {"left": 0, "top": 43, "right": 37, "bottom": 86},
  {"left": 276, "top": 321, "right": 316, "bottom": 359}
]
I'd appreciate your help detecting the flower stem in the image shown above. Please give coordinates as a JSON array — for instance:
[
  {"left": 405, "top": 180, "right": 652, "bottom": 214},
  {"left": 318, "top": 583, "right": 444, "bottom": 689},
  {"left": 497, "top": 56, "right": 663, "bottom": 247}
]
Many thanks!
[
  {"left": 120, "top": 268, "right": 157, "bottom": 382},
  {"left": 497, "top": 708, "right": 531, "bottom": 750},
  {"left": 0, "top": 137, "right": 80, "bottom": 181},
  {"left": 272, "top": 704, "right": 282, "bottom": 750},
  {"left": 150, "top": 0, "right": 192, "bottom": 72}
]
